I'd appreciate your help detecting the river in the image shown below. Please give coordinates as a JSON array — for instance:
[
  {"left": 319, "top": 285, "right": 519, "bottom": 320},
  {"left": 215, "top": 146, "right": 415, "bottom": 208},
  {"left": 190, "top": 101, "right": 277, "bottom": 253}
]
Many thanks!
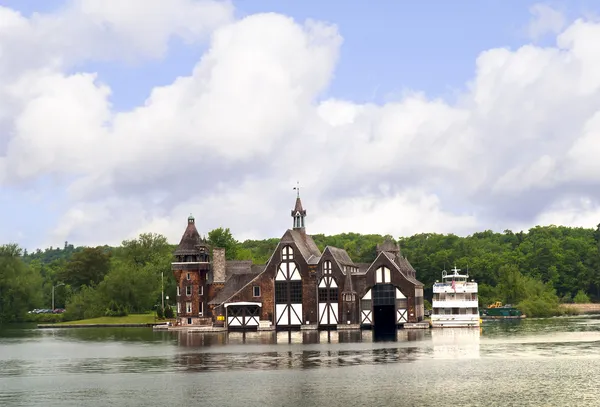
[{"left": 1, "top": 317, "right": 600, "bottom": 406}]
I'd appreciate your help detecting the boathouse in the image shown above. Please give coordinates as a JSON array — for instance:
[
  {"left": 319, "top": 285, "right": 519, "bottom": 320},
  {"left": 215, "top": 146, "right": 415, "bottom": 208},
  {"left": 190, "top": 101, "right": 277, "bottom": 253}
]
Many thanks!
[{"left": 172, "top": 192, "right": 425, "bottom": 332}]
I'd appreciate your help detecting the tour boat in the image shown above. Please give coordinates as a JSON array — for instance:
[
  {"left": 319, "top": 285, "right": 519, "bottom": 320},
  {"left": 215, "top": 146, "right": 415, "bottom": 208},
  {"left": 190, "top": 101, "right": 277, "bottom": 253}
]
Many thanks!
[{"left": 431, "top": 266, "right": 480, "bottom": 328}]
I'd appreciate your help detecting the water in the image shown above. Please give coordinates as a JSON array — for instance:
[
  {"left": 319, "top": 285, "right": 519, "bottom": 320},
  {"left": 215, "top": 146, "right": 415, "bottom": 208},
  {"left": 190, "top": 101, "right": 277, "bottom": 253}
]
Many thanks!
[{"left": 2, "top": 317, "right": 600, "bottom": 406}]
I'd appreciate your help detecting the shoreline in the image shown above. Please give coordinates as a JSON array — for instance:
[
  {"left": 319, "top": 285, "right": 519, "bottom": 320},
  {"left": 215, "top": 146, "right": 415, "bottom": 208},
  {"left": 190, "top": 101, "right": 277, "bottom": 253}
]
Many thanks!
[{"left": 37, "top": 323, "right": 165, "bottom": 329}]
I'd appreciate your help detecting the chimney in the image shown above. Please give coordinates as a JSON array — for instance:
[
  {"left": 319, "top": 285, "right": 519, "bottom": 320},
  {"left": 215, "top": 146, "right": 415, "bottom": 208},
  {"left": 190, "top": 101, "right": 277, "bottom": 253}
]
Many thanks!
[{"left": 212, "top": 248, "right": 226, "bottom": 283}]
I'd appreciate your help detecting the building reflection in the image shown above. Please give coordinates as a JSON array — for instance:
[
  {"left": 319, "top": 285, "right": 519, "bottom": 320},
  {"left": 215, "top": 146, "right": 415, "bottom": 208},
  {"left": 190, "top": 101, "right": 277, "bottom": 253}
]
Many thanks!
[
  {"left": 430, "top": 328, "right": 481, "bottom": 359},
  {"left": 175, "top": 328, "right": 435, "bottom": 347},
  {"left": 171, "top": 328, "right": 435, "bottom": 372}
]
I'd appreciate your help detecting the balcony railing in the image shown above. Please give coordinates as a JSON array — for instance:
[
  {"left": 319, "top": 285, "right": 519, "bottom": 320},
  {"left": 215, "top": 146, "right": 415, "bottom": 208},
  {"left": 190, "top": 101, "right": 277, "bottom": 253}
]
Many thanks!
[
  {"left": 433, "top": 282, "right": 478, "bottom": 293},
  {"left": 171, "top": 262, "right": 210, "bottom": 271},
  {"left": 432, "top": 300, "right": 479, "bottom": 308}
]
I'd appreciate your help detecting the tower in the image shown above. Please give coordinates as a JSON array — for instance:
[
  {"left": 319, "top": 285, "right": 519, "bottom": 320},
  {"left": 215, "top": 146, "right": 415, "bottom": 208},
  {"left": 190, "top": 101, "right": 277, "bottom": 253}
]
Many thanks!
[
  {"left": 342, "top": 266, "right": 358, "bottom": 325},
  {"left": 172, "top": 214, "right": 211, "bottom": 326},
  {"left": 291, "top": 183, "right": 306, "bottom": 231}
]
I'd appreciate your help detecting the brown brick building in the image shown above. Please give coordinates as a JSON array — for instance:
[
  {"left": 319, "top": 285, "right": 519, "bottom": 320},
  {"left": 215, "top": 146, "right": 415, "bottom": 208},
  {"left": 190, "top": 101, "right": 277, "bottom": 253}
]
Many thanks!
[{"left": 172, "top": 193, "right": 425, "bottom": 331}]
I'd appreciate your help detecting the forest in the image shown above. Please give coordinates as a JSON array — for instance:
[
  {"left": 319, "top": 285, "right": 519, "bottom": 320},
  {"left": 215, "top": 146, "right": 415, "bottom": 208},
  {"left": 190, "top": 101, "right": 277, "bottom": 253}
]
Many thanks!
[{"left": 1, "top": 224, "right": 599, "bottom": 323}]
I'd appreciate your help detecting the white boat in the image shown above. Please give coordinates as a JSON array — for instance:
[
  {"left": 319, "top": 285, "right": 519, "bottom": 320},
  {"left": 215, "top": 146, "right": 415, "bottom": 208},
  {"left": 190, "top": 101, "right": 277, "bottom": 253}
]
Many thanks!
[{"left": 431, "top": 266, "right": 480, "bottom": 328}]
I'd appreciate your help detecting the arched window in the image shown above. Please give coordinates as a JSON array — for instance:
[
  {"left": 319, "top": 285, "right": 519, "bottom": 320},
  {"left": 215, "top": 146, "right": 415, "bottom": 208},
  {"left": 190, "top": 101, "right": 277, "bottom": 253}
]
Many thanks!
[{"left": 375, "top": 266, "right": 391, "bottom": 284}]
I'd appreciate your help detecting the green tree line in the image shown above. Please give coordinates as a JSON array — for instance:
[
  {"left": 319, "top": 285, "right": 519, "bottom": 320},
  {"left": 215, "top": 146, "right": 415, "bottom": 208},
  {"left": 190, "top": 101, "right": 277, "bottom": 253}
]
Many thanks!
[{"left": 1, "top": 225, "right": 599, "bottom": 323}]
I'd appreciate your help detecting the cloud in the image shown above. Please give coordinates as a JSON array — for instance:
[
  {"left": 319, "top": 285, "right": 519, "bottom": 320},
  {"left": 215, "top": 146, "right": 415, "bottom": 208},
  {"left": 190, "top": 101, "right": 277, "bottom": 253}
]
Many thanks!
[
  {"left": 527, "top": 3, "right": 565, "bottom": 40},
  {"left": 3, "top": 3, "right": 600, "bottom": 248}
]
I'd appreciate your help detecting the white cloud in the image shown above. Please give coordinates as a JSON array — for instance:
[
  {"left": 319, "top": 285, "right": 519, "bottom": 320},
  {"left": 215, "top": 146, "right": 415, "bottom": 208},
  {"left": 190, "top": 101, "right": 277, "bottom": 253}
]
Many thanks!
[
  {"left": 527, "top": 3, "right": 565, "bottom": 40},
  {"left": 3, "top": 3, "right": 600, "bottom": 248},
  {"left": 535, "top": 198, "right": 600, "bottom": 229}
]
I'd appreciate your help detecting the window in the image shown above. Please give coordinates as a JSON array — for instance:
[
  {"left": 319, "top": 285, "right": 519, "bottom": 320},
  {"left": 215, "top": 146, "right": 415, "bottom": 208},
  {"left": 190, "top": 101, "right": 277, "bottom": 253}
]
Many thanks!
[
  {"left": 177, "top": 286, "right": 181, "bottom": 296},
  {"left": 199, "top": 285, "right": 203, "bottom": 296},
  {"left": 289, "top": 281, "right": 302, "bottom": 303},
  {"left": 186, "top": 286, "right": 192, "bottom": 296},
  {"left": 282, "top": 246, "right": 294, "bottom": 261},
  {"left": 275, "top": 281, "right": 288, "bottom": 303},
  {"left": 177, "top": 302, "right": 181, "bottom": 313},
  {"left": 186, "top": 273, "right": 191, "bottom": 280},
  {"left": 253, "top": 286, "right": 261, "bottom": 297},
  {"left": 323, "top": 261, "right": 332, "bottom": 275},
  {"left": 376, "top": 266, "right": 391, "bottom": 283},
  {"left": 199, "top": 301, "right": 203, "bottom": 316},
  {"left": 186, "top": 302, "right": 192, "bottom": 313}
]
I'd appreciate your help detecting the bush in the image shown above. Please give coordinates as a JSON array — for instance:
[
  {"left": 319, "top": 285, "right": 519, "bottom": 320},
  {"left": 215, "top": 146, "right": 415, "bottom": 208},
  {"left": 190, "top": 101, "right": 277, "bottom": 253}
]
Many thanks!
[
  {"left": 156, "top": 307, "right": 164, "bottom": 319},
  {"left": 63, "top": 286, "right": 105, "bottom": 321},
  {"left": 22, "top": 313, "right": 64, "bottom": 323},
  {"left": 164, "top": 306, "right": 174, "bottom": 319},
  {"left": 104, "top": 300, "right": 128, "bottom": 317},
  {"left": 573, "top": 290, "right": 590, "bottom": 304}
]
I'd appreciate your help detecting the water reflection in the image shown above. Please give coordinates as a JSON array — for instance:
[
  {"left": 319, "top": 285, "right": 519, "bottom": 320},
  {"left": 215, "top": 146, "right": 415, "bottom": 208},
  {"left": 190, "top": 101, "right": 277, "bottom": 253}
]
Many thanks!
[
  {"left": 3, "top": 318, "right": 600, "bottom": 406},
  {"left": 431, "top": 328, "right": 481, "bottom": 359},
  {"left": 172, "top": 345, "right": 423, "bottom": 373}
]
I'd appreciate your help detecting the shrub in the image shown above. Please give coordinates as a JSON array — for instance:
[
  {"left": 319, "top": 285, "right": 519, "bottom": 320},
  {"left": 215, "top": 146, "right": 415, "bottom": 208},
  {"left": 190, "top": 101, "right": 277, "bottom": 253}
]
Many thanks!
[
  {"left": 573, "top": 290, "right": 590, "bottom": 304},
  {"left": 156, "top": 307, "right": 164, "bottom": 319},
  {"left": 23, "top": 313, "right": 64, "bottom": 323},
  {"left": 104, "top": 300, "right": 128, "bottom": 317},
  {"left": 164, "top": 306, "right": 174, "bottom": 319}
]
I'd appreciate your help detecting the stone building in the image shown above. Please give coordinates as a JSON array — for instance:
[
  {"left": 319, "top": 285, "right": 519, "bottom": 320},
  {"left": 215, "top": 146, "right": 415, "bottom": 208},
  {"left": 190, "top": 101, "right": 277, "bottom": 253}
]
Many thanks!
[{"left": 172, "top": 193, "right": 425, "bottom": 332}]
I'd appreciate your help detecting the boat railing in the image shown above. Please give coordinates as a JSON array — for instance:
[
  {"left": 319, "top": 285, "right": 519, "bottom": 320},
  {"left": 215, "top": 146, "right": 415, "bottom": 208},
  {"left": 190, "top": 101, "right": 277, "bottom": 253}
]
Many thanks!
[{"left": 435, "top": 281, "right": 478, "bottom": 287}]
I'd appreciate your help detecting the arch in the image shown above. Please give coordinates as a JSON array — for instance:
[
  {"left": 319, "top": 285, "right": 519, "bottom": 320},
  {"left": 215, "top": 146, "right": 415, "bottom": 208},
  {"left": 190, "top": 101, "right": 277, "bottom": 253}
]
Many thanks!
[{"left": 318, "top": 260, "right": 339, "bottom": 326}]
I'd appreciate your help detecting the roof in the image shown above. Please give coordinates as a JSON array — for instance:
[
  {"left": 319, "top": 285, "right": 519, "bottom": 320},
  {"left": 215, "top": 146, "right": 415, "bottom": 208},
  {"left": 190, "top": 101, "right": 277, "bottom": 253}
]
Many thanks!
[
  {"left": 361, "top": 251, "right": 424, "bottom": 287},
  {"left": 291, "top": 196, "right": 306, "bottom": 216},
  {"left": 355, "top": 263, "right": 371, "bottom": 274},
  {"left": 208, "top": 264, "right": 264, "bottom": 306},
  {"left": 325, "top": 246, "right": 355, "bottom": 267},
  {"left": 226, "top": 260, "right": 253, "bottom": 276},
  {"left": 280, "top": 229, "right": 321, "bottom": 262},
  {"left": 174, "top": 217, "right": 206, "bottom": 255},
  {"left": 377, "top": 238, "right": 400, "bottom": 254}
]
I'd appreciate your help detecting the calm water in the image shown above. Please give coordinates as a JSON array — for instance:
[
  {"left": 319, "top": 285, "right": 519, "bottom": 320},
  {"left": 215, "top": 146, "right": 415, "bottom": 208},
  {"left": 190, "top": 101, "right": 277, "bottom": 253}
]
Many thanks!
[{"left": 2, "top": 317, "right": 600, "bottom": 406}]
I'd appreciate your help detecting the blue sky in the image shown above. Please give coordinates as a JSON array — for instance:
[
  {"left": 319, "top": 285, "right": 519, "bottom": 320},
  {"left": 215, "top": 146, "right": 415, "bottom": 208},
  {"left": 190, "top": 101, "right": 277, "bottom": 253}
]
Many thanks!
[{"left": 2, "top": 0, "right": 600, "bottom": 250}]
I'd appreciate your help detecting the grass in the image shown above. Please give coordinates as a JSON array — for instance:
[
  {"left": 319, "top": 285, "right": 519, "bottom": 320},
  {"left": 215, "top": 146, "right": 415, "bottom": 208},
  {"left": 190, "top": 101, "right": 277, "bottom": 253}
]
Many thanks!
[{"left": 56, "top": 312, "right": 160, "bottom": 325}]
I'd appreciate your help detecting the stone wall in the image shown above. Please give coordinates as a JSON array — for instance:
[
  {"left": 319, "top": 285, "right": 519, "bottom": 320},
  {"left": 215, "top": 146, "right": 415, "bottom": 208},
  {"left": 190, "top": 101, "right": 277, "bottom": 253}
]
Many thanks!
[{"left": 212, "top": 248, "right": 226, "bottom": 283}]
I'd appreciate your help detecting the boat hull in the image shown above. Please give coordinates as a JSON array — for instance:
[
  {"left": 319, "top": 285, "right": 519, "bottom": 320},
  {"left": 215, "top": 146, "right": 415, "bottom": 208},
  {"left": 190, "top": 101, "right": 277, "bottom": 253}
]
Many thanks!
[{"left": 430, "top": 316, "right": 480, "bottom": 328}]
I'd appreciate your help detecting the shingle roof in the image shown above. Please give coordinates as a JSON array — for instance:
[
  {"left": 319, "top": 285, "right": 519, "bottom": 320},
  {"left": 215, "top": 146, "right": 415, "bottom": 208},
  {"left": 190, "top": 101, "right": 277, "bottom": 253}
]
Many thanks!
[
  {"left": 325, "top": 246, "right": 355, "bottom": 266},
  {"left": 208, "top": 263, "right": 265, "bottom": 306},
  {"left": 174, "top": 218, "right": 205, "bottom": 255},
  {"left": 291, "top": 197, "right": 306, "bottom": 216},
  {"left": 377, "top": 238, "right": 400, "bottom": 254},
  {"left": 281, "top": 229, "right": 321, "bottom": 262}
]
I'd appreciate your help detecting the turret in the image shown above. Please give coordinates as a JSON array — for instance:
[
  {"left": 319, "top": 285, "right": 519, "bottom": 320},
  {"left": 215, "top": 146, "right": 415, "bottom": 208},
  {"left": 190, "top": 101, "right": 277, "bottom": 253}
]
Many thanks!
[
  {"left": 291, "top": 182, "right": 306, "bottom": 231},
  {"left": 172, "top": 214, "right": 211, "bottom": 326}
]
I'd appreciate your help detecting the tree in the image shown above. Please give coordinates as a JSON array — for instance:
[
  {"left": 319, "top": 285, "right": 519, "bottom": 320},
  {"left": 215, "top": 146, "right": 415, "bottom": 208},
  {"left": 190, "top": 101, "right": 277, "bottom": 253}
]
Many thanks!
[
  {"left": 573, "top": 289, "right": 590, "bottom": 304},
  {"left": 0, "top": 244, "right": 44, "bottom": 323},
  {"left": 58, "top": 247, "right": 111, "bottom": 289},
  {"left": 208, "top": 227, "right": 238, "bottom": 260},
  {"left": 118, "top": 233, "right": 172, "bottom": 266}
]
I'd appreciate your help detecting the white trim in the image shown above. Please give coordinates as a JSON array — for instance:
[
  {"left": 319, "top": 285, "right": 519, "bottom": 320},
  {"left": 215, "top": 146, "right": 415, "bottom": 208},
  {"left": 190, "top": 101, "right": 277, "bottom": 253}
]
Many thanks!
[{"left": 224, "top": 302, "right": 262, "bottom": 308}]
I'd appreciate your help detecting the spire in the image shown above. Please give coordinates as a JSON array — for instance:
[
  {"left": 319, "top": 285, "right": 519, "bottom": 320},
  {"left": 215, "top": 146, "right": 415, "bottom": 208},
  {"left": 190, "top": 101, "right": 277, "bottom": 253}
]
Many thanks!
[
  {"left": 175, "top": 214, "right": 201, "bottom": 255},
  {"left": 291, "top": 181, "right": 306, "bottom": 231}
]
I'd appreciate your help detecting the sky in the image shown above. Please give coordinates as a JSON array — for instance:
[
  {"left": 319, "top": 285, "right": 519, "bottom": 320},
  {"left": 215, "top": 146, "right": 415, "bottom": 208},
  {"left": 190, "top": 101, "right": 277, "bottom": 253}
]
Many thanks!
[{"left": 2, "top": 0, "right": 600, "bottom": 251}]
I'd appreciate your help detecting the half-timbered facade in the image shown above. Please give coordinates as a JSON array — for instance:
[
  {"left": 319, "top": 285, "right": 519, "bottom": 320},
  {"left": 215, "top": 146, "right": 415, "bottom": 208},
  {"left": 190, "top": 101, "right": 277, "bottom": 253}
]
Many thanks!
[{"left": 173, "top": 192, "right": 425, "bottom": 331}]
